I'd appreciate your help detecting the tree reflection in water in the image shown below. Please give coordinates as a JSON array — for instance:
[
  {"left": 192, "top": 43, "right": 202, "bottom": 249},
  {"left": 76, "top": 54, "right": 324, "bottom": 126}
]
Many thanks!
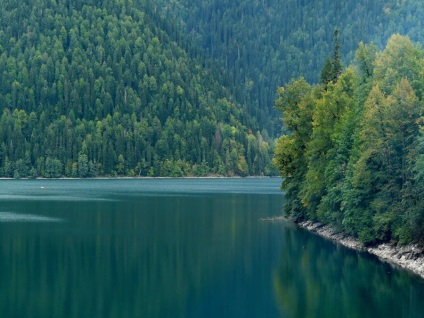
[{"left": 273, "top": 227, "right": 424, "bottom": 318}]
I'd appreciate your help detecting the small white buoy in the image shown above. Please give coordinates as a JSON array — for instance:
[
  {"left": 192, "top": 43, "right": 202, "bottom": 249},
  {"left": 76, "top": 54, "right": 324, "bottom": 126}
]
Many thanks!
[{"left": 40, "top": 186, "right": 45, "bottom": 189}]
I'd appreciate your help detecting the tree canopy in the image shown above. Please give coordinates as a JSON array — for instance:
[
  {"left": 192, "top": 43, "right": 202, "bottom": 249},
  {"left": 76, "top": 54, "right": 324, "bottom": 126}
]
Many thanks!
[
  {"left": 274, "top": 35, "right": 424, "bottom": 245},
  {"left": 157, "top": 0, "right": 424, "bottom": 134},
  {"left": 0, "top": 0, "right": 276, "bottom": 178}
]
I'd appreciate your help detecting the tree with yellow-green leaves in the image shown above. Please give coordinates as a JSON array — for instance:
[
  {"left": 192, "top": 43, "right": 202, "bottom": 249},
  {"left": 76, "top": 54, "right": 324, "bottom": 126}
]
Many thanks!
[{"left": 273, "top": 78, "right": 315, "bottom": 219}]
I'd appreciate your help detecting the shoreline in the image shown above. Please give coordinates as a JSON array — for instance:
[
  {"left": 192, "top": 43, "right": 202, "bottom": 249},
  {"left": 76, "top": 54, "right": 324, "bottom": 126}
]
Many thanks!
[
  {"left": 0, "top": 175, "right": 280, "bottom": 180},
  {"left": 298, "top": 220, "right": 424, "bottom": 280},
  {"left": 262, "top": 217, "right": 424, "bottom": 280}
]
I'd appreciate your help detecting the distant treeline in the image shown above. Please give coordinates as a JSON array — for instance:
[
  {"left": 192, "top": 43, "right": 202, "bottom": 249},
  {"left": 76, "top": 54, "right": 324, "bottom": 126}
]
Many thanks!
[{"left": 274, "top": 35, "right": 424, "bottom": 245}]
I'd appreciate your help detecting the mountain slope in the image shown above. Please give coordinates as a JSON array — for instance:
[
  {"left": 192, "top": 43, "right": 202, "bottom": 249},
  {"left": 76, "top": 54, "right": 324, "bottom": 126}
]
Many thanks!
[
  {"left": 0, "top": 0, "right": 275, "bottom": 177},
  {"left": 157, "top": 0, "right": 424, "bottom": 135}
]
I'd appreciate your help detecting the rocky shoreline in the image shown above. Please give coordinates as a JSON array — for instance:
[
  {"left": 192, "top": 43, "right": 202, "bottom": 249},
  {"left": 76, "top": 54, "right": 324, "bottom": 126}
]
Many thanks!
[
  {"left": 297, "top": 220, "right": 424, "bottom": 280},
  {"left": 261, "top": 217, "right": 424, "bottom": 279}
]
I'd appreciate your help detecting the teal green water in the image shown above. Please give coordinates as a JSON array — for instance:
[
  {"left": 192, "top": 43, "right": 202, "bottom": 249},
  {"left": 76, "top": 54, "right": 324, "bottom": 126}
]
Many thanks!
[{"left": 0, "top": 178, "right": 423, "bottom": 318}]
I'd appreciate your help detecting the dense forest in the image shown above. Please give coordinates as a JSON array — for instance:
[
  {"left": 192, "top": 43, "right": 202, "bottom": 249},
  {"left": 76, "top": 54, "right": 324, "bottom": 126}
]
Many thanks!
[
  {"left": 157, "top": 0, "right": 424, "bottom": 135},
  {"left": 0, "top": 0, "right": 275, "bottom": 178},
  {"left": 273, "top": 35, "right": 424, "bottom": 245},
  {"left": 2, "top": 0, "right": 424, "bottom": 178}
]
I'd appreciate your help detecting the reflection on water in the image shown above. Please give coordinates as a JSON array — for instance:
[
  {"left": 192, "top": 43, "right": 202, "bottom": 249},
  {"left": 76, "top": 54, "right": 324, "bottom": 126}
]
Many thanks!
[
  {"left": 273, "top": 226, "right": 424, "bottom": 318},
  {"left": 0, "top": 179, "right": 284, "bottom": 318},
  {"left": 0, "top": 212, "right": 63, "bottom": 222},
  {"left": 0, "top": 179, "right": 423, "bottom": 318}
]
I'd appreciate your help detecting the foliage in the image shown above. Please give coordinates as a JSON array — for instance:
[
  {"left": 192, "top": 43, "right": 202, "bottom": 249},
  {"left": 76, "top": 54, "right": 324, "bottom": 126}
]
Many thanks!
[
  {"left": 273, "top": 78, "right": 314, "bottom": 220},
  {"left": 157, "top": 0, "right": 424, "bottom": 134},
  {"left": 0, "top": 0, "right": 276, "bottom": 177},
  {"left": 274, "top": 35, "right": 424, "bottom": 244}
]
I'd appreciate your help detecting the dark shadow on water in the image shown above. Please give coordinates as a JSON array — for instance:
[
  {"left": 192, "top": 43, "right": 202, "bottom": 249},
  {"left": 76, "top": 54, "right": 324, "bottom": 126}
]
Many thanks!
[{"left": 273, "top": 225, "right": 424, "bottom": 318}]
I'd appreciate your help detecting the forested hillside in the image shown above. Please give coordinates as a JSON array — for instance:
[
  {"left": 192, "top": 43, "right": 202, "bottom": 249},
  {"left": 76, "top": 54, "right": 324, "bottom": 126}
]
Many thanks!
[
  {"left": 2, "top": 0, "right": 424, "bottom": 178},
  {"left": 0, "top": 0, "right": 275, "bottom": 178},
  {"left": 273, "top": 35, "right": 424, "bottom": 245},
  {"left": 158, "top": 0, "right": 424, "bottom": 135}
]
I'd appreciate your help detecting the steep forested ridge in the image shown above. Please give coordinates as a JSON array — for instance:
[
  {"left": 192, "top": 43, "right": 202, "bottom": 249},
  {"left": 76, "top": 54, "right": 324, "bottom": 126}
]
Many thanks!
[
  {"left": 274, "top": 35, "right": 424, "bottom": 245},
  {"left": 0, "top": 0, "right": 275, "bottom": 178},
  {"left": 2, "top": 0, "right": 424, "bottom": 179},
  {"left": 158, "top": 0, "right": 424, "bottom": 243},
  {"left": 158, "top": 0, "right": 424, "bottom": 135}
]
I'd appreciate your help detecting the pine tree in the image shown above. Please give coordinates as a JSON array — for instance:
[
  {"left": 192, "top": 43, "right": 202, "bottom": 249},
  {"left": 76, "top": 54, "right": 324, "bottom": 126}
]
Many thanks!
[
  {"left": 332, "top": 29, "right": 342, "bottom": 83},
  {"left": 320, "top": 56, "right": 333, "bottom": 85}
]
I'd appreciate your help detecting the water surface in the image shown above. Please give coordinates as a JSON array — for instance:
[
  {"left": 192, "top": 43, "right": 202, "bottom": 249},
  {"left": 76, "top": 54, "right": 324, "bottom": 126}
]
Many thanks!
[{"left": 0, "top": 178, "right": 423, "bottom": 317}]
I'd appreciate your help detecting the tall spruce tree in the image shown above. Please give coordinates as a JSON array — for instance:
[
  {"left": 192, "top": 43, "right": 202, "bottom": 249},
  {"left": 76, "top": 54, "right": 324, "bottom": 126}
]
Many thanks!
[
  {"left": 320, "top": 29, "right": 342, "bottom": 87},
  {"left": 332, "top": 29, "right": 343, "bottom": 83},
  {"left": 320, "top": 57, "right": 333, "bottom": 85}
]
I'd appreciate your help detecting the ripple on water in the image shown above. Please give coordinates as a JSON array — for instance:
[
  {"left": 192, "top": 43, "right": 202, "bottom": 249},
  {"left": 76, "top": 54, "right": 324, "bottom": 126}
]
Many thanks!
[{"left": 0, "top": 212, "right": 63, "bottom": 222}]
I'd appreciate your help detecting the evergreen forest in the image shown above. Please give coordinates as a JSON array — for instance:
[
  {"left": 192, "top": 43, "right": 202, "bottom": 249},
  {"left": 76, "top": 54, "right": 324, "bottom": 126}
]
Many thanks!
[
  {"left": 157, "top": 0, "right": 424, "bottom": 134},
  {"left": 273, "top": 35, "right": 424, "bottom": 245},
  {"left": 2, "top": 0, "right": 424, "bottom": 181},
  {"left": 0, "top": 0, "right": 275, "bottom": 178}
]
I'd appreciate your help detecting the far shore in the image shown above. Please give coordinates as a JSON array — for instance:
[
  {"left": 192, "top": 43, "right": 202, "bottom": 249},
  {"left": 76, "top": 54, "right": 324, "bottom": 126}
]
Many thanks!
[{"left": 0, "top": 175, "right": 280, "bottom": 180}]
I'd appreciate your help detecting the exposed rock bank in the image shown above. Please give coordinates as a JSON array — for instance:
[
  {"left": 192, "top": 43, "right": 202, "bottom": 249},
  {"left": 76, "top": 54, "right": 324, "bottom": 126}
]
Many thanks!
[{"left": 298, "top": 220, "right": 424, "bottom": 280}]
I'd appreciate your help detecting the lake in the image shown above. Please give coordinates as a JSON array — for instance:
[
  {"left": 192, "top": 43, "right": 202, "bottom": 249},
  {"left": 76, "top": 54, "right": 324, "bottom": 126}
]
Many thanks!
[{"left": 0, "top": 178, "right": 423, "bottom": 318}]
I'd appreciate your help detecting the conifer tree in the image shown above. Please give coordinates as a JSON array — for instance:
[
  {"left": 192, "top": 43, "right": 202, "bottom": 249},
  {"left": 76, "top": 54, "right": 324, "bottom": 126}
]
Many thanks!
[
  {"left": 320, "top": 56, "right": 333, "bottom": 85},
  {"left": 332, "top": 29, "right": 342, "bottom": 83}
]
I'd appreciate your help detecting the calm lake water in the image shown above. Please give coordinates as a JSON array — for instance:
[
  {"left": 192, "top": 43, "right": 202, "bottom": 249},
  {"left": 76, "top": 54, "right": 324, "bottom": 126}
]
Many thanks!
[{"left": 0, "top": 178, "right": 423, "bottom": 318}]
